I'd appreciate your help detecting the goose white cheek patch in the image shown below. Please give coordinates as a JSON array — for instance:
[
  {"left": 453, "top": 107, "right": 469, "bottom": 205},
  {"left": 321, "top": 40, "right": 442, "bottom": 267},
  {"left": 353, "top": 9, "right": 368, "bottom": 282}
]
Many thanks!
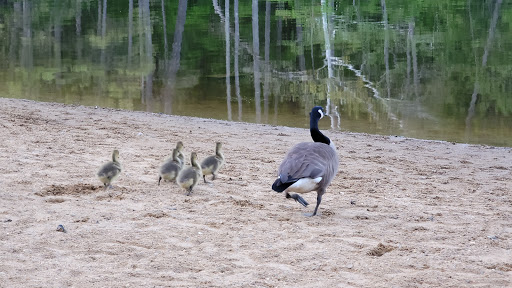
[{"left": 318, "top": 109, "right": 324, "bottom": 119}]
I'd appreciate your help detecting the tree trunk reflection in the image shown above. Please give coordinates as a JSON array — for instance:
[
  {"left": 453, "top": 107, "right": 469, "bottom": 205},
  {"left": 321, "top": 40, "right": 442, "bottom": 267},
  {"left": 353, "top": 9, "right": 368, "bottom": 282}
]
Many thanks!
[
  {"left": 225, "top": 0, "right": 232, "bottom": 121},
  {"left": 234, "top": 0, "right": 242, "bottom": 121},
  {"left": 163, "top": 0, "right": 188, "bottom": 114},
  {"left": 465, "top": 0, "right": 502, "bottom": 139},
  {"left": 252, "top": 0, "right": 261, "bottom": 123}
]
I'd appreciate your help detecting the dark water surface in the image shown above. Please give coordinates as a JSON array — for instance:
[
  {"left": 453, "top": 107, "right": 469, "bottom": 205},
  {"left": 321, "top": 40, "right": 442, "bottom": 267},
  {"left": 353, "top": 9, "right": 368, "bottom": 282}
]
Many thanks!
[{"left": 1, "top": 0, "right": 511, "bottom": 146}]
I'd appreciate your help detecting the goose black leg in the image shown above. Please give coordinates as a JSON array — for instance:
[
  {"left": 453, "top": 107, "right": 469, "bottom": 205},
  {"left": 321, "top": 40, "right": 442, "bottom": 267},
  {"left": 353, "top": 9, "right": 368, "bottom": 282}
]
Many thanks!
[
  {"left": 286, "top": 193, "right": 309, "bottom": 207},
  {"left": 310, "top": 190, "right": 325, "bottom": 216}
]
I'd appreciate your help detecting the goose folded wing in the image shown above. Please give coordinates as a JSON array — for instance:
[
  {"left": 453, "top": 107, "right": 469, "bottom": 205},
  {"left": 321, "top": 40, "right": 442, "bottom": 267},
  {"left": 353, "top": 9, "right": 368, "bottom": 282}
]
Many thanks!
[{"left": 279, "top": 150, "right": 327, "bottom": 183}]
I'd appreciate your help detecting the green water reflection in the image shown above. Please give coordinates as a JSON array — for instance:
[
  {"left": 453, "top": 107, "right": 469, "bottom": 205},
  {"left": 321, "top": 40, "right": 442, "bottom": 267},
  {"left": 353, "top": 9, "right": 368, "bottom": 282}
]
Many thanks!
[{"left": 1, "top": 0, "right": 511, "bottom": 146}]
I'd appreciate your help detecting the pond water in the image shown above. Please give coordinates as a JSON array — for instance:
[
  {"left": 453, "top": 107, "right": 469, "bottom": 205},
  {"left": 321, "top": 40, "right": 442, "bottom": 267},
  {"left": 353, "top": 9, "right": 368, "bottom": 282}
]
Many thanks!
[{"left": 1, "top": 0, "right": 511, "bottom": 146}]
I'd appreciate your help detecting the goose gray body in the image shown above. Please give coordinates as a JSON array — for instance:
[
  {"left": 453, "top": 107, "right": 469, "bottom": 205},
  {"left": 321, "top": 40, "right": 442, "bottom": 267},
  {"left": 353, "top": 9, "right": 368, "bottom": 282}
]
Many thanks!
[
  {"left": 158, "top": 148, "right": 183, "bottom": 185},
  {"left": 272, "top": 106, "right": 339, "bottom": 216},
  {"left": 177, "top": 152, "right": 202, "bottom": 195},
  {"left": 97, "top": 149, "right": 122, "bottom": 190},
  {"left": 200, "top": 142, "right": 224, "bottom": 183}
]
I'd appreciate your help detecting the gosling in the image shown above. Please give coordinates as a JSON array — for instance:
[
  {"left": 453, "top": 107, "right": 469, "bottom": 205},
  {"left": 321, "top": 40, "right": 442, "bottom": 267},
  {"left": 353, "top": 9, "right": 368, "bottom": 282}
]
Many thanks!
[
  {"left": 200, "top": 142, "right": 224, "bottom": 183},
  {"left": 177, "top": 152, "right": 202, "bottom": 195},
  {"left": 97, "top": 149, "right": 122, "bottom": 190},
  {"left": 158, "top": 148, "right": 183, "bottom": 185}
]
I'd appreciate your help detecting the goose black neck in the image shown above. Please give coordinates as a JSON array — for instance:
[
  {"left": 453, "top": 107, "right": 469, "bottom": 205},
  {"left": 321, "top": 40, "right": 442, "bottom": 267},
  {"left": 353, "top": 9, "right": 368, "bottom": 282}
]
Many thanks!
[{"left": 310, "top": 116, "right": 330, "bottom": 145}]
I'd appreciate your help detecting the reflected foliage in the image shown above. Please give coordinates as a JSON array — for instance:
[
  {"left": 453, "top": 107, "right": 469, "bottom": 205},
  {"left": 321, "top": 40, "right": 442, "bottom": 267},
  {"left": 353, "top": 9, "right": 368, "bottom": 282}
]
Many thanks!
[{"left": 0, "top": 0, "right": 511, "bottom": 146}]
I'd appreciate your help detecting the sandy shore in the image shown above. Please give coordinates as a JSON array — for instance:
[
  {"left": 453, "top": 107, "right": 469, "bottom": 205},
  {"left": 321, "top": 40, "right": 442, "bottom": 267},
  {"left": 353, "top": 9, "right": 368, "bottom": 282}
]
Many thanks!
[{"left": 0, "top": 98, "right": 511, "bottom": 287}]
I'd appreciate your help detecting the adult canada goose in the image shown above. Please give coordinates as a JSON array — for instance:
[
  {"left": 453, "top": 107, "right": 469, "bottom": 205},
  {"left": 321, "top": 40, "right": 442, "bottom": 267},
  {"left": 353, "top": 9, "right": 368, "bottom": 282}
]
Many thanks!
[
  {"left": 158, "top": 148, "right": 183, "bottom": 185},
  {"left": 272, "top": 106, "right": 339, "bottom": 216},
  {"left": 175, "top": 141, "right": 185, "bottom": 165},
  {"left": 97, "top": 149, "right": 122, "bottom": 190},
  {"left": 177, "top": 152, "right": 203, "bottom": 196},
  {"left": 200, "top": 142, "right": 224, "bottom": 183}
]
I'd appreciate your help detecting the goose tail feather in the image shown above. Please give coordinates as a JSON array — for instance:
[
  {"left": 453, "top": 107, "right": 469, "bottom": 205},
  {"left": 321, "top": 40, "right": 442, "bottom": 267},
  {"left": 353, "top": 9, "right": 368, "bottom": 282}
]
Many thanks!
[{"left": 272, "top": 178, "right": 295, "bottom": 192}]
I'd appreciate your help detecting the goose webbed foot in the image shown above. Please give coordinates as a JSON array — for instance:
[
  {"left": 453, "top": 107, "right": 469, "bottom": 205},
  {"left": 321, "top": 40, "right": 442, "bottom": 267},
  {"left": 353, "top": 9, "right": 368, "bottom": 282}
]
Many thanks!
[
  {"left": 158, "top": 176, "right": 162, "bottom": 185},
  {"left": 286, "top": 193, "right": 309, "bottom": 207}
]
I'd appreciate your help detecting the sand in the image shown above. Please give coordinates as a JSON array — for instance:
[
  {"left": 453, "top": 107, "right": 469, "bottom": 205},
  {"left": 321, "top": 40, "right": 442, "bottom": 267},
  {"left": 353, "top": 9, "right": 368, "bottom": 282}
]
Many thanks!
[{"left": 0, "top": 98, "right": 511, "bottom": 287}]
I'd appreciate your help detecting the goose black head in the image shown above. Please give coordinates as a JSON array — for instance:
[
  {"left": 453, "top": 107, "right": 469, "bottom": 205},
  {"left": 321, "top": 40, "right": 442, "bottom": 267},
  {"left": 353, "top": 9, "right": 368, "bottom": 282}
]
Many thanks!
[{"left": 309, "top": 106, "right": 325, "bottom": 121}]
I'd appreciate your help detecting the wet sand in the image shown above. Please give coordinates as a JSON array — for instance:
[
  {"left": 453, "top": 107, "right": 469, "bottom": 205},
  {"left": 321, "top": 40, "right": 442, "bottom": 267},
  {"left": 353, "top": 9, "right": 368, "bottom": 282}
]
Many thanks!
[{"left": 0, "top": 98, "right": 511, "bottom": 287}]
